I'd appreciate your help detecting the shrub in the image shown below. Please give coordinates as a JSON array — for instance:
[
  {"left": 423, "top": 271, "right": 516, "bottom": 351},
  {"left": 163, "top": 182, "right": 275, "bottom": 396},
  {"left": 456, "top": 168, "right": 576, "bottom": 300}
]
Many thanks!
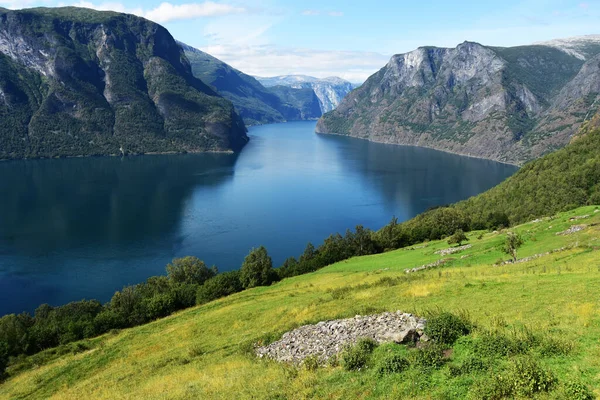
[
  {"left": 376, "top": 354, "right": 410, "bottom": 376},
  {"left": 509, "top": 356, "right": 556, "bottom": 397},
  {"left": 447, "top": 356, "right": 488, "bottom": 377},
  {"left": 303, "top": 355, "right": 320, "bottom": 372},
  {"left": 341, "top": 338, "right": 378, "bottom": 371},
  {"left": 425, "top": 312, "right": 471, "bottom": 345},
  {"left": 196, "top": 271, "right": 243, "bottom": 305},
  {"left": 448, "top": 229, "right": 468, "bottom": 246},
  {"left": 411, "top": 344, "right": 446, "bottom": 369},
  {"left": 537, "top": 336, "right": 573, "bottom": 357},
  {"left": 0, "top": 341, "right": 8, "bottom": 378},
  {"left": 468, "top": 374, "right": 514, "bottom": 400},
  {"left": 563, "top": 379, "right": 595, "bottom": 400},
  {"left": 474, "top": 332, "right": 525, "bottom": 358}
]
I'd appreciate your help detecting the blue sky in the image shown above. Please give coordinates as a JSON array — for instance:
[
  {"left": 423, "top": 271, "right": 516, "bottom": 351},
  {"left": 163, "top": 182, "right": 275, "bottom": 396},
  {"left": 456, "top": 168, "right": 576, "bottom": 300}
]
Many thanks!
[{"left": 2, "top": 0, "right": 599, "bottom": 81}]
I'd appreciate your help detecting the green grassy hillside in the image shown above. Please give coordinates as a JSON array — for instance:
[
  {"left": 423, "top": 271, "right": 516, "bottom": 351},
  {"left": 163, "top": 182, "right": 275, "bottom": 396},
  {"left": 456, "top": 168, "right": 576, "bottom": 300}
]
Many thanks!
[{"left": 1, "top": 206, "right": 599, "bottom": 399}]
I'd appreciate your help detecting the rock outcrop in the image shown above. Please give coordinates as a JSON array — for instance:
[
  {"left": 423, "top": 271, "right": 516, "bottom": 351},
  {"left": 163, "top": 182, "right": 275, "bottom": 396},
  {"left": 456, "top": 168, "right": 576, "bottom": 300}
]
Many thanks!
[
  {"left": 256, "top": 311, "right": 426, "bottom": 364},
  {"left": 317, "top": 38, "right": 600, "bottom": 164},
  {"left": 257, "top": 75, "right": 354, "bottom": 114}
]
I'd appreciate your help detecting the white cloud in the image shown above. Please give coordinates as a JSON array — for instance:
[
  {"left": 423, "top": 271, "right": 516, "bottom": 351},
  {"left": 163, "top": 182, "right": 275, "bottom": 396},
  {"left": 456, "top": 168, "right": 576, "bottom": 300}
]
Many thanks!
[
  {"left": 302, "top": 9, "right": 343, "bottom": 17},
  {"left": 199, "top": 43, "right": 388, "bottom": 82},
  {"left": 67, "top": 1, "right": 246, "bottom": 23},
  {"left": 145, "top": 2, "right": 246, "bottom": 23}
]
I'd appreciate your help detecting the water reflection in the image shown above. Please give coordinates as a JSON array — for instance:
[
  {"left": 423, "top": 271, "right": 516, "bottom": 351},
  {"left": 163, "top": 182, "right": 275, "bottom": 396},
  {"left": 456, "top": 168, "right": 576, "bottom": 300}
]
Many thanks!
[{"left": 0, "top": 122, "right": 516, "bottom": 315}]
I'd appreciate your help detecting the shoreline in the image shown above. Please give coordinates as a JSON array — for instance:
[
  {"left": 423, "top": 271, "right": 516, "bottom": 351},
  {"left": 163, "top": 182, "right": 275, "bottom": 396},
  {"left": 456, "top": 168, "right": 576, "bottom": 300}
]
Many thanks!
[
  {"left": 0, "top": 148, "right": 239, "bottom": 163},
  {"left": 315, "top": 130, "right": 522, "bottom": 167}
]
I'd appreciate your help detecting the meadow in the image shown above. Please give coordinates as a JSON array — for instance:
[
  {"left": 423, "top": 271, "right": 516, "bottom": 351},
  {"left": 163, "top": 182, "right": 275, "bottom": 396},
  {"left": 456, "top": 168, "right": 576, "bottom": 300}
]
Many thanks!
[{"left": 1, "top": 206, "right": 599, "bottom": 399}]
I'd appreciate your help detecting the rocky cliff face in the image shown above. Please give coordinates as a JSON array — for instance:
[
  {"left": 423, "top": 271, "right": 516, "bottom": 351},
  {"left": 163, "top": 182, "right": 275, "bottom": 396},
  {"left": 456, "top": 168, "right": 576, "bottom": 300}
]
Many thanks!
[
  {"left": 0, "top": 7, "right": 247, "bottom": 159},
  {"left": 181, "top": 44, "right": 328, "bottom": 125},
  {"left": 317, "top": 39, "right": 600, "bottom": 164},
  {"left": 257, "top": 75, "right": 354, "bottom": 113}
]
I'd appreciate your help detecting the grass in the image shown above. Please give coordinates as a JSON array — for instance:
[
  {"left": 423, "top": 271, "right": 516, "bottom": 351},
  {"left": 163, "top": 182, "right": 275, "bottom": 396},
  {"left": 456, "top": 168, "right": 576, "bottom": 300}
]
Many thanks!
[{"left": 2, "top": 206, "right": 600, "bottom": 399}]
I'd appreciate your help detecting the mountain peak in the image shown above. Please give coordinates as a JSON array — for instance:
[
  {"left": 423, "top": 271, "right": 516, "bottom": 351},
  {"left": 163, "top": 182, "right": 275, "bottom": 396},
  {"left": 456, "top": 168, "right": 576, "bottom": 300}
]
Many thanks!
[{"left": 534, "top": 35, "right": 600, "bottom": 60}]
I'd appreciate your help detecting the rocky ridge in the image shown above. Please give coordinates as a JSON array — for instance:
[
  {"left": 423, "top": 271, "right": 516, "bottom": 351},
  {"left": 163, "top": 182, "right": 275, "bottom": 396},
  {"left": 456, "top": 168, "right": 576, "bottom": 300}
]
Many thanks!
[
  {"left": 0, "top": 7, "right": 248, "bottom": 159},
  {"left": 256, "top": 311, "right": 426, "bottom": 364},
  {"left": 257, "top": 75, "right": 354, "bottom": 113},
  {"left": 317, "top": 38, "right": 600, "bottom": 164}
]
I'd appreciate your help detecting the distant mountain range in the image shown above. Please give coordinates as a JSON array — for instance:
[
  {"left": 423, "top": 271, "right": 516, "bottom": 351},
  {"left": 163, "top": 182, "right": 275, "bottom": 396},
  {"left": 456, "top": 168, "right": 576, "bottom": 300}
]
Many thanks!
[
  {"left": 256, "top": 75, "right": 355, "bottom": 113},
  {"left": 317, "top": 36, "right": 600, "bottom": 164},
  {"left": 0, "top": 7, "right": 248, "bottom": 160},
  {"left": 180, "top": 43, "right": 352, "bottom": 126}
]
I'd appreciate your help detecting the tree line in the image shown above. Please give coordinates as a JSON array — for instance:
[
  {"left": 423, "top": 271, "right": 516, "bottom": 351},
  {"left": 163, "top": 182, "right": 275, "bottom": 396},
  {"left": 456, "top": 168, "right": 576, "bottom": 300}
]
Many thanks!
[{"left": 3, "top": 129, "right": 600, "bottom": 378}]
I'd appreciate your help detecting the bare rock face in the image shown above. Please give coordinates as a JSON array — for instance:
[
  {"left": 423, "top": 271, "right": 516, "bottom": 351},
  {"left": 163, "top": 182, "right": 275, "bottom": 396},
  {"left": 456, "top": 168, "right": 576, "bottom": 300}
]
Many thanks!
[
  {"left": 256, "top": 311, "right": 426, "bottom": 364},
  {"left": 318, "top": 38, "right": 600, "bottom": 165},
  {"left": 0, "top": 7, "right": 248, "bottom": 160}
]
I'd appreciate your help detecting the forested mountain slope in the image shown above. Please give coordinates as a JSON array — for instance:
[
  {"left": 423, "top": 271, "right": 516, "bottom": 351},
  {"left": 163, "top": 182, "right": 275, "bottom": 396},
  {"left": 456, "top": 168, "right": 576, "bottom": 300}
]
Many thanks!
[{"left": 0, "top": 7, "right": 248, "bottom": 159}]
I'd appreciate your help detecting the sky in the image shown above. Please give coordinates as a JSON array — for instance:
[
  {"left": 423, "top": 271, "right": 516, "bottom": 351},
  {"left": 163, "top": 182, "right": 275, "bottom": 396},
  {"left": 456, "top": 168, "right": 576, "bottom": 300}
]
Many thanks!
[{"left": 1, "top": 0, "right": 599, "bottom": 82}]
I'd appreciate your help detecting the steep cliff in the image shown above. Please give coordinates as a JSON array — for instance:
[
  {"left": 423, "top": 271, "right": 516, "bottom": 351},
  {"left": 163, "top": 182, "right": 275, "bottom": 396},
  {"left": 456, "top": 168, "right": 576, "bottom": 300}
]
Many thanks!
[
  {"left": 0, "top": 7, "right": 248, "bottom": 159},
  {"left": 257, "top": 75, "right": 354, "bottom": 113},
  {"left": 317, "top": 40, "right": 600, "bottom": 164}
]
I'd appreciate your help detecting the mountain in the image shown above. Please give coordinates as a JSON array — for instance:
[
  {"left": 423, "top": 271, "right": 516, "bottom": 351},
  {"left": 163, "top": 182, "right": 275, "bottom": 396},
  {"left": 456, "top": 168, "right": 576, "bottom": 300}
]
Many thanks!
[
  {"left": 266, "top": 85, "right": 322, "bottom": 120},
  {"left": 0, "top": 7, "right": 247, "bottom": 160},
  {"left": 180, "top": 43, "right": 323, "bottom": 125},
  {"left": 257, "top": 75, "right": 354, "bottom": 113},
  {"left": 317, "top": 38, "right": 600, "bottom": 164},
  {"left": 179, "top": 42, "right": 286, "bottom": 126}
]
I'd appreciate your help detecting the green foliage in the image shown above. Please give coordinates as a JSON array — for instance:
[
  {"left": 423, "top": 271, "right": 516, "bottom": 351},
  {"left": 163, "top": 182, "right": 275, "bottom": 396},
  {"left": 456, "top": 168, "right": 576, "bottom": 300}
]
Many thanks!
[
  {"left": 375, "top": 354, "right": 410, "bottom": 376},
  {"left": 0, "top": 7, "right": 247, "bottom": 160},
  {"left": 473, "top": 331, "right": 526, "bottom": 358},
  {"left": 341, "top": 338, "right": 378, "bottom": 371},
  {"left": 240, "top": 246, "right": 273, "bottom": 289},
  {"left": 303, "top": 355, "right": 320, "bottom": 372},
  {"left": 563, "top": 379, "right": 595, "bottom": 400},
  {"left": 166, "top": 256, "right": 217, "bottom": 286},
  {"left": 503, "top": 232, "right": 524, "bottom": 262},
  {"left": 425, "top": 312, "right": 471, "bottom": 345},
  {"left": 447, "top": 356, "right": 488, "bottom": 377},
  {"left": 196, "top": 271, "right": 243, "bottom": 305},
  {"left": 447, "top": 229, "right": 468, "bottom": 246},
  {"left": 0, "top": 341, "right": 8, "bottom": 378},
  {"left": 411, "top": 343, "right": 446, "bottom": 369},
  {"left": 509, "top": 356, "right": 557, "bottom": 396}
]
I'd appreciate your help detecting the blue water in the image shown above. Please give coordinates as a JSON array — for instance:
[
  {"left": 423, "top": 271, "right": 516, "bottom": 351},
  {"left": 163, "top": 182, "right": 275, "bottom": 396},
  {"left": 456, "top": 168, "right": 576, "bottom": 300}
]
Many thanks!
[{"left": 0, "top": 121, "right": 517, "bottom": 315}]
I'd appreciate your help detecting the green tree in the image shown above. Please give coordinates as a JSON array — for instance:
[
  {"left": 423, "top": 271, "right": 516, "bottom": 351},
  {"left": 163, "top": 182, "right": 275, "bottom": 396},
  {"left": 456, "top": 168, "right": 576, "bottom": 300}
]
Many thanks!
[
  {"left": 448, "top": 229, "right": 469, "bottom": 246},
  {"left": 166, "top": 256, "right": 217, "bottom": 285},
  {"left": 240, "top": 246, "right": 273, "bottom": 288},
  {"left": 503, "top": 232, "right": 524, "bottom": 262},
  {"left": 196, "top": 271, "right": 243, "bottom": 304},
  {"left": 0, "top": 340, "right": 8, "bottom": 378}
]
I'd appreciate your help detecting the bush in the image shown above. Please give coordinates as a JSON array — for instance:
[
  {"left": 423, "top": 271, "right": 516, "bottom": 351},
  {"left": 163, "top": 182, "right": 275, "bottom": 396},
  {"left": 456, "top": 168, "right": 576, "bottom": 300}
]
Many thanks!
[
  {"left": 447, "top": 356, "right": 488, "bottom": 377},
  {"left": 563, "top": 379, "right": 595, "bottom": 400},
  {"left": 411, "top": 344, "right": 446, "bottom": 369},
  {"left": 0, "top": 341, "right": 8, "bottom": 378},
  {"left": 425, "top": 312, "right": 471, "bottom": 345},
  {"left": 468, "top": 374, "right": 514, "bottom": 400},
  {"left": 448, "top": 229, "right": 468, "bottom": 246},
  {"left": 474, "top": 332, "right": 525, "bottom": 358},
  {"left": 196, "top": 271, "right": 243, "bottom": 305},
  {"left": 303, "top": 355, "right": 320, "bottom": 372},
  {"left": 341, "top": 338, "right": 378, "bottom": 371},
  {"left": 376, "top": 354, "right": 410, "bottom": 376},
  {"left": 509, "top": 356, "right": 556, "bottom": 397}
]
